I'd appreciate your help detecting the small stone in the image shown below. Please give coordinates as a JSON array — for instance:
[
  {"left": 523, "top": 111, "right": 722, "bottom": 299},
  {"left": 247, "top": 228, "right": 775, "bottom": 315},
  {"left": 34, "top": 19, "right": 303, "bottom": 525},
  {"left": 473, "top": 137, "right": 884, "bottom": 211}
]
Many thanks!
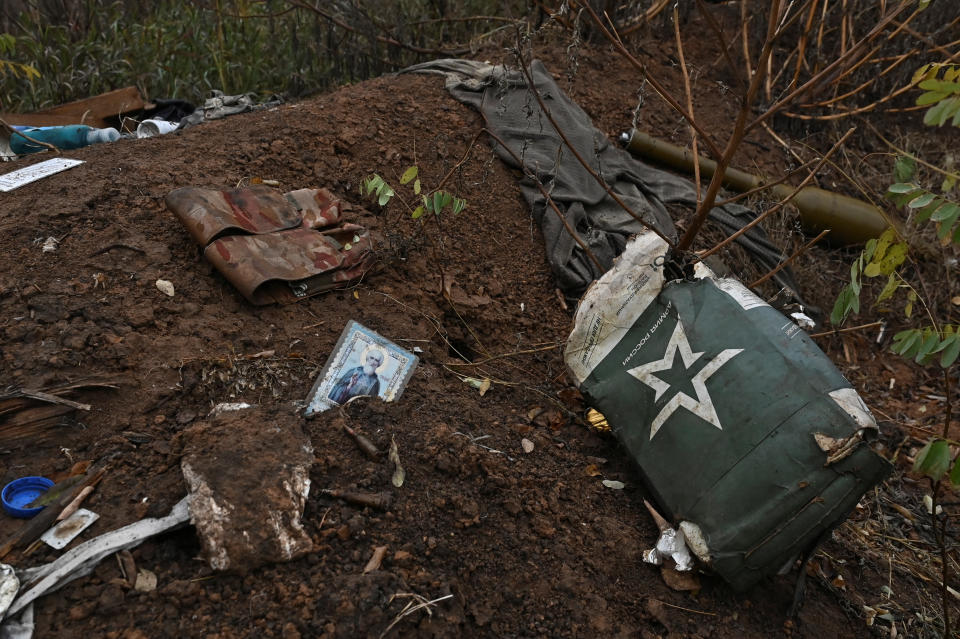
[
  {"left": 155, "top": 279, "right": 175, "bottom": 297},
  {"left": 521, "top": 438, "right": 535, "bottom": 454}
]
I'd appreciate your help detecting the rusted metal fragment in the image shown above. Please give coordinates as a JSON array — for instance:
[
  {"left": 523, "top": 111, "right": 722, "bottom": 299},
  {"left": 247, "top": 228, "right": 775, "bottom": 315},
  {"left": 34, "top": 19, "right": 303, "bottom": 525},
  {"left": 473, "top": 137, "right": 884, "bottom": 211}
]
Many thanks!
[{"left": 165, "top": 185, "right": 303, "bottom": 245}]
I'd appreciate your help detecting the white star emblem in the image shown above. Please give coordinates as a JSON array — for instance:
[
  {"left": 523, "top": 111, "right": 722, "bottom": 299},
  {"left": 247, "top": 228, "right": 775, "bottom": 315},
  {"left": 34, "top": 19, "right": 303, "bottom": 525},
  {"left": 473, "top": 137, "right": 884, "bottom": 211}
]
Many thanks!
[{"left": 627, "top": 321, "right": 743, "bottom": 440}]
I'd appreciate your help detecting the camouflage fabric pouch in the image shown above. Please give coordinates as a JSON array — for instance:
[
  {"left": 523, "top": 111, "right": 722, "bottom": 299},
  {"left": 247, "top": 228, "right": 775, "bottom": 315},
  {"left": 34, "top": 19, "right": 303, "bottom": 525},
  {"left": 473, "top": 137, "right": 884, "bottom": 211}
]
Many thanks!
[{"left": 166, "top": 185, "right": 375, "bottom": 305}]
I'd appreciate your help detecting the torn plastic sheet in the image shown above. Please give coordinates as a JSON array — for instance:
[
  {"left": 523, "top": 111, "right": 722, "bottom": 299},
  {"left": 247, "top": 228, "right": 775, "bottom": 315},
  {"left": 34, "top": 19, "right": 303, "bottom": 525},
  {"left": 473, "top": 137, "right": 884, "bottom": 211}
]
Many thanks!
[
  {"left": 564, "top": 230, "right": 890, "bottom": 590},
  {"left": 1, "top": 496, "right": 190, "bottom": 624}
]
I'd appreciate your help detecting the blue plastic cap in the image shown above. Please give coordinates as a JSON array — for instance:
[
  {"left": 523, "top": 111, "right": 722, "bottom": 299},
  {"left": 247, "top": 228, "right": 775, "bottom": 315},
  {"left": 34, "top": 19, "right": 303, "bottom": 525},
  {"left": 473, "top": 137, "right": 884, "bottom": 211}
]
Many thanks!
[{"left": 2, "top": 476, "right": 54, "bottom": 518}]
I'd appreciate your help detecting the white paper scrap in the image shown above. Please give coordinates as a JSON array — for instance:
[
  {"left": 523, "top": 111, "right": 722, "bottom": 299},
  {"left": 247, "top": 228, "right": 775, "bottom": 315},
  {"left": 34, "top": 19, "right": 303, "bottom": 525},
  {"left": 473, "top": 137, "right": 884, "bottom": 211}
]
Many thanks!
[{"left": 0, "top": 158, "right": 84, "bottom": 192}]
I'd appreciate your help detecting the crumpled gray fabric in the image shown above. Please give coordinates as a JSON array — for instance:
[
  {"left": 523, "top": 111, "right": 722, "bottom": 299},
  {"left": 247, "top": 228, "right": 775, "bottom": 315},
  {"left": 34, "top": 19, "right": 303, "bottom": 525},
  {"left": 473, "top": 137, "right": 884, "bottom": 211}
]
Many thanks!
[
  {"left": 404, "top": 59, "right": 799, "bottom": 300},
  {"left": 178, "top": 90, "right": 283, "bottom": 129}
]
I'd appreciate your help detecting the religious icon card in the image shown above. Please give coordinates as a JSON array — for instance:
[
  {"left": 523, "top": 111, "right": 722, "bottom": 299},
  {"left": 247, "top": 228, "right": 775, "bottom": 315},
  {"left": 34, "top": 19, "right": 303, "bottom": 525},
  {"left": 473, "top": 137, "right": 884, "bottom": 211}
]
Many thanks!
[{"left": 304, "top": 320, "right": 419, "bottom": 416}]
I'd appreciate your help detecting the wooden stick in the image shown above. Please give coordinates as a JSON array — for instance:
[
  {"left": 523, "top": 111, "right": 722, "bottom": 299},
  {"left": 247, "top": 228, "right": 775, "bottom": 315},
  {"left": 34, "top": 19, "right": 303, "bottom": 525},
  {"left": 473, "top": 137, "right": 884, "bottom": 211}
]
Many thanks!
[
  {"left": 809, "top": 321, "right": 883, "bottom": 338},
  {"left": 57, "top": 485, "right": 94, "bottom": 522}
]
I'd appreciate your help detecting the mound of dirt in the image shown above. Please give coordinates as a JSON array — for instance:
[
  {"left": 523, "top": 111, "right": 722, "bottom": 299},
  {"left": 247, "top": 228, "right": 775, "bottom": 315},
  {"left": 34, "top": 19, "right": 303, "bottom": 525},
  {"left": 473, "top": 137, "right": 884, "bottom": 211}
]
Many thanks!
[{"left": 1, "top": 23, "right": 935, "bottom": 639}]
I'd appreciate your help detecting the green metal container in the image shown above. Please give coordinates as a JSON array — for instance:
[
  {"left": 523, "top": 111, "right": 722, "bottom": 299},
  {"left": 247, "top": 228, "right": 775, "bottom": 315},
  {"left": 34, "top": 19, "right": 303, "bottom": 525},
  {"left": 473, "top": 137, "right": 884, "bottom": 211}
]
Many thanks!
[{"left": 566, "top": 231, "right": 890, "bottom": 590}]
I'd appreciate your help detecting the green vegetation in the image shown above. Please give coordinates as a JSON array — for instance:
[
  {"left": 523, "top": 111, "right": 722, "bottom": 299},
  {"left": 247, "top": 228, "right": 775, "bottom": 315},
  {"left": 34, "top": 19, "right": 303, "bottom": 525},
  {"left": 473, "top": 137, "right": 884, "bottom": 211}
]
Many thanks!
[
  {"left": 831, "top": 60, "right": 960, "bottom": 639},
  {"left": 0, "top": 0, "right": 522, "bottom": 111}
]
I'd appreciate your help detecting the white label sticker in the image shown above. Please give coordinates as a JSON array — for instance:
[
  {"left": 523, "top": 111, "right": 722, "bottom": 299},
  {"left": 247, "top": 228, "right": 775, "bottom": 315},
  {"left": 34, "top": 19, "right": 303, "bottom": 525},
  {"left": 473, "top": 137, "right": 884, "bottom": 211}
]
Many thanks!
[
  {"left": 0, "top": 158, "right": 84, "bottom": 192},
  {"left": 714, "top": 278, "right": 768, "bottom": 311}
]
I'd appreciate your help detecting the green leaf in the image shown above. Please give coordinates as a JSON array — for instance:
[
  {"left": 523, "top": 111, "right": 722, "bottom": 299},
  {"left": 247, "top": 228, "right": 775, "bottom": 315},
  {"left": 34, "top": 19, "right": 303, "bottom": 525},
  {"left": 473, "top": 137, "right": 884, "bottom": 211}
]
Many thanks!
[
  {"left": 917, "top": 91, "right": 949, "bottom": 106},
  {"left": 377, "top": 184, "right": 394, "bottom": 206},
  {"left": 943, "top": 174, "right": 958, "bottom": 194},
  {"left": 865, "top": 241, "right": 908, "bottom": 277},
  {"left": 908, "top": 192, "right": 936, "bottom": 208},
  {"left": 872, "top": 227, "right": 896, "bottom": 261},
  {"left": 432, "top": 191, "right": 444, "bottom": 215},
  {"left": 915, "top": 331, "right": 941, "bottom": 364},
  {"left": 905, "top": 290, "right": 917, "bottom": 318},
  {"left": 887, "top": 182, "right": 920, "bottom": 194},
  {"left": 949, "top": 457, "right": 960, "bottom": 486},
  {"left": 413, "top": 178, "right": 421, "bottom": 195},
  {"left": 894, "top": 156, "right": 916, "bottom": 183},
  {"left": 452, "top": 197, "right": 466, "bottom": 214},
  {"left": 830, "top": 285, "right": 858, "bottom": 325},
  {"left": 400, "top": 166, "right": 418, "bottom": 185},
  {"left": 941, "top": 334, "right": 960, "bottom": 367},
  {"left": 917, "top": 78, "right": 960, "bottom": 93},
  {"left": 876, "top": 273, "right": 899, "bottom": 304},
  {"left": 931, "top": 201, "right": 959, "bottom": 222},
  {"left": 892, "top": 328, "right": 922, "bottom": 356},
  {"left": 411, "top": 205, "right": 424, "bottom": 220},
  {"left": 936, "top": 204, "right": 960, "bottom": 240},
  {"left": 913, "top": 439, "right": 951, "bottom": 481},
  {"left": 916, "top": 199, "right": 945, "bottom": 223}
]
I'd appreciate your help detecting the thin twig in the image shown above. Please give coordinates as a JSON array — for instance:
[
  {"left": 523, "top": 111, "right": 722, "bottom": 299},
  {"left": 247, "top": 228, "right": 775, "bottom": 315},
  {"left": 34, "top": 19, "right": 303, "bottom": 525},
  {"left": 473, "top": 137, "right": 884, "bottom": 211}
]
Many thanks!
[
  {"left": 808, "top": 320, "right": 883, "bottom": 338},
  {"left": 673, "top": 5, "right": 701, "bottom": 209},
  {"left": 435, "top": 130, "right": 484, "bottom": 192},
  {"left": 677, "top": 0, "right": 785, "bottom": 252},
  {"left": 748, "top": 1, "right": 911, "bottom": 132},
  {"left": 445, "top": 343, "right": 560, "bottom": 366},
  {"left": 749, "top": 228, "right": 830, "bottom": 288},
  {"left": 0, "top": 117, "right": 60, "bottom": 154},
  {"left": 657, "top": 600, "right": 717, "bottom": 616},
  {"left": 696, "top": 0, "right": 746, "bottom": 95},
  {"left": 379, "top": 593, "right": 454, "bottom": 639},
  {"left": 699, "top": 126, "right": 855, "bottom": 261},
  {"left": 288, "top": 0, "right": 471, "bottom": 56},
  {"left": 512, "top": 43, "right": 675, "bottom": 246},
  {"left": 578, "top": 3, "right": 724, "bottom": 162}
]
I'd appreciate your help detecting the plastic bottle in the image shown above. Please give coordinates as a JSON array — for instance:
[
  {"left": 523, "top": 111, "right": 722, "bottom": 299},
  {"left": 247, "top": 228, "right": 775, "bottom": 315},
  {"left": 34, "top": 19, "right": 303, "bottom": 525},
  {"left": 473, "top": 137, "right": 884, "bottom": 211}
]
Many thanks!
[{"left": 9, "top": 125, "right": 120, "bottom": 155}]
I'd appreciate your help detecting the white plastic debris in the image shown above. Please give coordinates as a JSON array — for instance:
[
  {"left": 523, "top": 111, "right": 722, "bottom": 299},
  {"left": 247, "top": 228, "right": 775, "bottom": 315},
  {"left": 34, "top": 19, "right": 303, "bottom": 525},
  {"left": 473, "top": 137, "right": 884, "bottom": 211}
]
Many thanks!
[
  {"left": 136, "top": 119, "right": 178, "bottom": 139},
  {"left": 601, "top": 480, "right": 625, "bottom": 490},
  {"left": 790, "top": 312, "right": 816, "bottom": 330},
  {"left": 0, "top": 564, "right": 18, "bottom": 619},
  {"left": 155, "top": 279, "right": 175, "bottom": 297},
  {"left": 643, "top": 527, "right": 694, "bottom": 571},
  {"left": 39, "top": 509, "right": 99, "bottom": 550},
  {"left": 208, "top": 402, "right": 252, "bottom": 417},
  {"left": 1, "top": 497, "right": 190, "bottom": 622}
]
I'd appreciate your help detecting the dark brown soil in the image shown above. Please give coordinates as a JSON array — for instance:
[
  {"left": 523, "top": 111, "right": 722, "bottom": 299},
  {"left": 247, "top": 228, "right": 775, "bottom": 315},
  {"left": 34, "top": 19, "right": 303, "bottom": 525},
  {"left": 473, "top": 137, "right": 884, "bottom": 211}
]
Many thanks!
[{"left": 0, "top": 14, "right": 950, "bottom": 639}]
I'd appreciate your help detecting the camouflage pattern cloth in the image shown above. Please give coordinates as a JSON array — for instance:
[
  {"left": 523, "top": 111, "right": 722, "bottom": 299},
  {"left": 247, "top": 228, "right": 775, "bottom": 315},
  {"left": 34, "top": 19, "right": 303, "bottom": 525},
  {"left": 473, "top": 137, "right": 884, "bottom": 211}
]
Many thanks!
[
  {"left": 165, "top": 185, "right": 375, "bottom": 305},
  {"left": 166, "top": 185, "right": 303, "bottom": 245}
]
